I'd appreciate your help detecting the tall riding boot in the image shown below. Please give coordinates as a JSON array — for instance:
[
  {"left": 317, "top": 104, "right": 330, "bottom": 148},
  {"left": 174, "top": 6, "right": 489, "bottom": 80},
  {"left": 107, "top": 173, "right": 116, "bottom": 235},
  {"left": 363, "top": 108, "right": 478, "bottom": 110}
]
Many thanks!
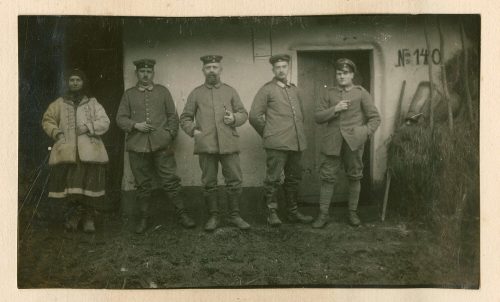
[
  {"left": 135, "top": 199, "right": 150, "bottom": 234},
  {"left": 312, "top": 182, "right": 334, "bottom": 229},
  {"left": 347, "top": 180, "right": 362, "bottom": 226},
  {"left": 285, "top": 190, "right": 313, "bottom": 224},
  {"left": 204, "top": 192, "right": 219, "bottom": 232},
  {"left": 227, "top": 190, "right": 250, "bottom": 230},
  {"left": 82, "top": 206, "right": 96, "bottom": 233},
  {"left": 265, "top": 193, "right": 282, "bottom": 227},
  {"left": 167, "top": 192, "right": 196, "bottom": 228}
]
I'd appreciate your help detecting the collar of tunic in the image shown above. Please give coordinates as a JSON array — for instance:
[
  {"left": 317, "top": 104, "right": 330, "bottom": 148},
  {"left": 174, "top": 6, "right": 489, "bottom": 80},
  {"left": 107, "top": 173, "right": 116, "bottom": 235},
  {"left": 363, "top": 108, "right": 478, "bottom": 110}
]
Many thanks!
[
  {"left": 334, "top": 84, "right": 355, "bottom": 92},
  {"left": 136, "top": 82, "right": 154, "bottom": 92},
  {"left": 204, "top": 82, "right": 222, "bottom": 89},
  {"left": 273, "top": 78, "right": 293, "bottom": 88}
]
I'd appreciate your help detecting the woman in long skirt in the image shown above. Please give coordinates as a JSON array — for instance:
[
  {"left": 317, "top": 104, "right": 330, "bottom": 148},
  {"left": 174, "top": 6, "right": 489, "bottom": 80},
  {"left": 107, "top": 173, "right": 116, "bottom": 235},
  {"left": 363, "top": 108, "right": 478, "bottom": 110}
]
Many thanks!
[{"left": 42, "top": 69, "right": 110, "bottom": 233}]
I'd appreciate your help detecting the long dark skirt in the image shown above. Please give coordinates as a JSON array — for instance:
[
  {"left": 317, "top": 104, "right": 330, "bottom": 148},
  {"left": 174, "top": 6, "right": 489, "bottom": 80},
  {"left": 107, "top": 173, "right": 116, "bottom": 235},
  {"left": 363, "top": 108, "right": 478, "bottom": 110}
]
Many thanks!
[{"left": 48, "top": 157, "right": 107, "bottom": 209}]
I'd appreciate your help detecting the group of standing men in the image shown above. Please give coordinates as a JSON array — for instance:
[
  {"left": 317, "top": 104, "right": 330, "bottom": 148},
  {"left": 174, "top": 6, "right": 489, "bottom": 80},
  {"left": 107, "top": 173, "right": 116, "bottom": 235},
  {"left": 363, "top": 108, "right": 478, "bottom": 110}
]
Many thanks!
[{"left": 116, "top": 54, "right": 380, "bottom": 234}]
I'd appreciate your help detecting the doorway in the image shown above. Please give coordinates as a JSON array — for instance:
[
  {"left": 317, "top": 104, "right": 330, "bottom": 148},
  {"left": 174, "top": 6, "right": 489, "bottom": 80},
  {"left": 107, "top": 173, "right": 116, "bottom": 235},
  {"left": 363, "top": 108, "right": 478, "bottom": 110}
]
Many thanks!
[
  {"left": 18, "top": 16, "right": 125, "bottom": 208},
  {"left": 297, "top": 50, "right": 373, "bottom": 205}
]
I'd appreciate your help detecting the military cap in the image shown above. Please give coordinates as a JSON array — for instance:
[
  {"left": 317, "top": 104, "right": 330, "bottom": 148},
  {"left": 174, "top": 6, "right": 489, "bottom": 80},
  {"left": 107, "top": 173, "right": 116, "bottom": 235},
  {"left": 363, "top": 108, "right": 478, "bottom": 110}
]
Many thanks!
[
  {"left": 334, "top": 58, "right": 357, "bottom": 73},
  {"left": 200, "top": 55, "right": 223, "bottom": 65},
  {"left": 269, "top": 54, "right": 291, "bottom": 65},
  {"left": 133, "top": 59, "right": 156, "bottom": 69}
]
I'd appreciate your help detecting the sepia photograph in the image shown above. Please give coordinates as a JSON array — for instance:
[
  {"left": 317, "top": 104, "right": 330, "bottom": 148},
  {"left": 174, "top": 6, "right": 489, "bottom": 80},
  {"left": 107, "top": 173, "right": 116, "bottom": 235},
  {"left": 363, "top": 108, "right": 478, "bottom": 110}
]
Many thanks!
[{"left": 18, "top": 14, "right": 480, "bottom": 289}]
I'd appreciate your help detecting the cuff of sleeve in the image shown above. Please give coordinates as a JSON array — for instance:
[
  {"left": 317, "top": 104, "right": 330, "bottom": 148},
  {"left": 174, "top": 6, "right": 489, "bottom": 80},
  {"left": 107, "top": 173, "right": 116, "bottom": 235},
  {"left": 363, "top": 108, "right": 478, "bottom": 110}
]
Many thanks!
[
  {"left": 165, "top": 128, "right": 177, "bottom": 139},
  {"left": 127, "top": 122, "right": 136, "bottom": 133},
  {"left": 233, "top": 115, "right": 245, "bottom": 127},
  {"left": 86, "top": 122, "right": 95, "bottom": 136},
  {"left": 51, "top": 129, "right": 63, "bottom": 140}
]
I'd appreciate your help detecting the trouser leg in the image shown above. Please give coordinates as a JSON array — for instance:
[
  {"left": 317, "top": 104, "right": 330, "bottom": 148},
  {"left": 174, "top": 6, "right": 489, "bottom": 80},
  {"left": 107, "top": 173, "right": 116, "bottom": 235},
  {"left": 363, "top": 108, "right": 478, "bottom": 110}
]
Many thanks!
[
  {"left": 199, "top": 154, "right": 220, "bottom": 231},
  {"left": 313, "top": 153, "right": 342, "bottom": 228},
  {"left": 219, "top": 153, "right": 249, "bottom": 229},
  {"left": 342, "top": 140, "right": 364, "bottom": 226},
  {"left": 264, "top": 149, "right": 287, "bottom": 226},
  {"left": 264, "top": 149, "right": 287, "bottom": 210},
  {"left": 319, "top": 182, "right": 335, "bottom": 214},
  {"left": 153, "top": 150, "right": 195, "bottom": 228},
  {"left": 128, "top": 151, "right": 155, "bottom": 233},
  {"left": 283, "top": 151, "right": 312, "bottom": 223}
]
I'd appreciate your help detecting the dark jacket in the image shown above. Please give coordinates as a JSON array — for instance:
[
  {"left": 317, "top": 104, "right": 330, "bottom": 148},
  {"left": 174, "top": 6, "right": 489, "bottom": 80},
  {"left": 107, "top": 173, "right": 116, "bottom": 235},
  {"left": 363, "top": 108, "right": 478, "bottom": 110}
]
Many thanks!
[
  {"left": 180, "top": 82, "right": 247, "bottom": 154},
  {"left": 116, "top": 84, "right": 179, "bottom": 153},
  {"left": 249, "top": 78, "right": 307, "bottom": 151},
  {"left": 315, "top": 85, "right": 381, "bottom": 155}
]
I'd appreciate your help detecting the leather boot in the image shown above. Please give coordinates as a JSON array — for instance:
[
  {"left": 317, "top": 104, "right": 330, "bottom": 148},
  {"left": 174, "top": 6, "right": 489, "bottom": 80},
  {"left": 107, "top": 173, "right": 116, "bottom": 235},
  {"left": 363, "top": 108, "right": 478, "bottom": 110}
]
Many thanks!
[
  {"left": 267, "top": 209, "right": 282, "bottom": 226},
  {"left": 265, "top": 194, "right": 282, "bottom": 226},
  {"left": 135, "top": 199, "right": 149, "bottom": 234},
  {"left": 82, "top": 207, "right": 96, "bottom": 233},
  {"left": 227, "top": 191, "right": 250, "bottom": 230},
  {"left": 312, "top": 213, "right": 329, "bottom": 229},
  {"left": 285, "top": 190, "right": 313, "bottom": 223},
  {"left": 204, "top": 192, "right": 219, "bottom": 232},
  {"left": 312, "top": 182, "right": 334, "bottom": 229},
  {"left": 349, "top": 211, "right": 361, "bottom": 226},
  {"left": 168, "top": 192, "right": 196, "bottom": 229}
]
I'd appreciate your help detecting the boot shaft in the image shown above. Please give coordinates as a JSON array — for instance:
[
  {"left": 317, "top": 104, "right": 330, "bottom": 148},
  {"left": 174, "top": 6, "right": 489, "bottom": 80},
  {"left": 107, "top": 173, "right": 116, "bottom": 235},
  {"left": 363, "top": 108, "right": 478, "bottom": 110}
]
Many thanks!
[{"left": 204, "top": 192, "right": 219, "bottom": 215}]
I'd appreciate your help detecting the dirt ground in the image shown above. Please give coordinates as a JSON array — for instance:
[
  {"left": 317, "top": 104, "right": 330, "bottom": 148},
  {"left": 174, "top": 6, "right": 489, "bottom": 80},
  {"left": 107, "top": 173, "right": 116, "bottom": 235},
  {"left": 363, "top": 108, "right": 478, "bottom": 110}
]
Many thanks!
[{"left": 18, "top": 188, "right": 479, "bottom": 289}]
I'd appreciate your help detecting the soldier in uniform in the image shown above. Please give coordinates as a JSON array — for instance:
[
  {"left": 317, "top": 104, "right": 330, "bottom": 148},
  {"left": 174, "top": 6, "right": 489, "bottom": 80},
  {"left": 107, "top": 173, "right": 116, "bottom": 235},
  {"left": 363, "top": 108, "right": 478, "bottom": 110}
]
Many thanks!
[
  {"left": 180, "top": 55, "right": 250, "bottom": 232},
  {"left": 312, "top": 58, "right": 381, "bottom": 228},
  {"left": 249, "top": 54, "right": 313, "bottom": 226},
  {"left": 116, "top": 59, "right": 196, "bottom": 234}
]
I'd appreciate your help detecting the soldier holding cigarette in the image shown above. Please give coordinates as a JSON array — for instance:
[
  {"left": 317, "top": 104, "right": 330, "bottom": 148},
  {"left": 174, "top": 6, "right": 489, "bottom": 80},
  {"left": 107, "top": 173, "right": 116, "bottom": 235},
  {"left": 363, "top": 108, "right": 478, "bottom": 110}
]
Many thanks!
[
  {"left": 180, "top": 55, "right": 251, "bottom": 232},
  {"left": 116, "top": 59, "right": 195, "bottom": 233},
  {"left": 313, "top": 58, "right": 381, "bottom": 228}
]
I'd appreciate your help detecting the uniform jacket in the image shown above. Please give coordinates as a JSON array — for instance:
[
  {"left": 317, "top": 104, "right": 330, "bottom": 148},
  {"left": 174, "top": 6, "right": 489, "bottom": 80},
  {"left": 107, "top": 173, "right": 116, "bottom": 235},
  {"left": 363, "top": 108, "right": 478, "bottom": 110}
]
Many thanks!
[
  {"left": 116, "top": 84, "right": 179, "bottom": 153},
  {"left": 180, "top": 82, "right": 247, "bottom": 154},
  {"left": 315, "top": 85, "right": 381, "bottom": 156},
  {"left": 42, "top": 96, "right": 110, "bottom": 165},
  {"left": 249, "top": 78, "right": 307, "bottom": 151}
]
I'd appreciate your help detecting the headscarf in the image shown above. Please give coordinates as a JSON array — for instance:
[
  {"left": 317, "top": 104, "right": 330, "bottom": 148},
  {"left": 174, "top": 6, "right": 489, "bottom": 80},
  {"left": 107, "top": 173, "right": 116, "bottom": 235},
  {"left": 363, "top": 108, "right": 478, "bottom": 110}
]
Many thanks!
[{"left": 64, "top": 68, "right": 88, "bottom": 103}]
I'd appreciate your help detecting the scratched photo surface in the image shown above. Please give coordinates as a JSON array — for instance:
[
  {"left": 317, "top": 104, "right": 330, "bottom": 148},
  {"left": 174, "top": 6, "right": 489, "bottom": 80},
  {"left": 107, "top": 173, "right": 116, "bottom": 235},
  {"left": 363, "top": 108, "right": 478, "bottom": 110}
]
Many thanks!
[{"left": 18, "top": 15, "right": 479, "bottom": 288}]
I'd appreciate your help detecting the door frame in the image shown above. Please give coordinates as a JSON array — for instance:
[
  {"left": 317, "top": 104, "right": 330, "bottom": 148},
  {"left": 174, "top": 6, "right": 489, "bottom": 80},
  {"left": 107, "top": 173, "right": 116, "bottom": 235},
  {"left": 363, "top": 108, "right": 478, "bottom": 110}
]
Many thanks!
[{"left": 290, "top": 44, "right": 379, "bottom": 189}]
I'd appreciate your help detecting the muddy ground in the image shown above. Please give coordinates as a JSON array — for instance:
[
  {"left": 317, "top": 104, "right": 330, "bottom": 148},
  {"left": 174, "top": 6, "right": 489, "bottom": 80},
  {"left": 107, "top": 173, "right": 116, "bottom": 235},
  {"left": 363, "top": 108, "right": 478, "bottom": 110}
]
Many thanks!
[{"left": 18, "top": 188, "right": 479, "bottom": 289}]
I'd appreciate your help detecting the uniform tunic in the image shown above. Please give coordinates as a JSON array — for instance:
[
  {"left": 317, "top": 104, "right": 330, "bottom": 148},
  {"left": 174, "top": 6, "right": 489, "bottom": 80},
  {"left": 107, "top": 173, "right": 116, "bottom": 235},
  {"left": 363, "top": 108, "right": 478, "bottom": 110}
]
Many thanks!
[
  {"left": 180, "top": 82, "right": 247, "bottom": 154},
  {"left": 180, "top": 82, "right": 247, "bottom": 193},
  {"left": 315, "top": 85, "right": 381, "bottom": 182},
  {"left": 249, "top": 78, "right": 307, "bottom": 205},
  {"left": 116, "top": 83, "right": 182, "bottom": 200},
  {"left": 116, "top": 84, "right": 179, "bottom": 153},
  {"left": 249, "top": 78, "right": 307, "bottom": 151}
]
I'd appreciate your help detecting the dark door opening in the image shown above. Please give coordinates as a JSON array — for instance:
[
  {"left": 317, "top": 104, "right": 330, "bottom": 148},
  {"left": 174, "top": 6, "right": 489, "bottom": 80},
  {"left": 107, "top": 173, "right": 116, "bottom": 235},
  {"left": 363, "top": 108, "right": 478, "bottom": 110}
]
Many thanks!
[
  {"left": 297, "top": 50, "right": 373, "bottom": 205},
  {"left": 18, "top": 16, "right": 125, "bottom": 208}
]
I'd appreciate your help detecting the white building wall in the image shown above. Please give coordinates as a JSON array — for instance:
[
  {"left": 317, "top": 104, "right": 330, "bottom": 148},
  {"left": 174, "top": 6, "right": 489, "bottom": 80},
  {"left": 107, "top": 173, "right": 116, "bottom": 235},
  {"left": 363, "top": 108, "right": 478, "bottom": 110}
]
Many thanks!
[{"left": 121, "top": 16, "right": 466, "bottom": 191}]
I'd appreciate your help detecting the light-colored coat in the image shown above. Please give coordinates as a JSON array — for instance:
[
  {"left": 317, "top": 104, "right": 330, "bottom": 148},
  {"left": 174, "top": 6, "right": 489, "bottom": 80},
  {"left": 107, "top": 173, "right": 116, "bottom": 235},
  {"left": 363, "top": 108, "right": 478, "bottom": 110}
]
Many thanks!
[{"left": 42, "top": 96, "right": 110, "bottom": 165}]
